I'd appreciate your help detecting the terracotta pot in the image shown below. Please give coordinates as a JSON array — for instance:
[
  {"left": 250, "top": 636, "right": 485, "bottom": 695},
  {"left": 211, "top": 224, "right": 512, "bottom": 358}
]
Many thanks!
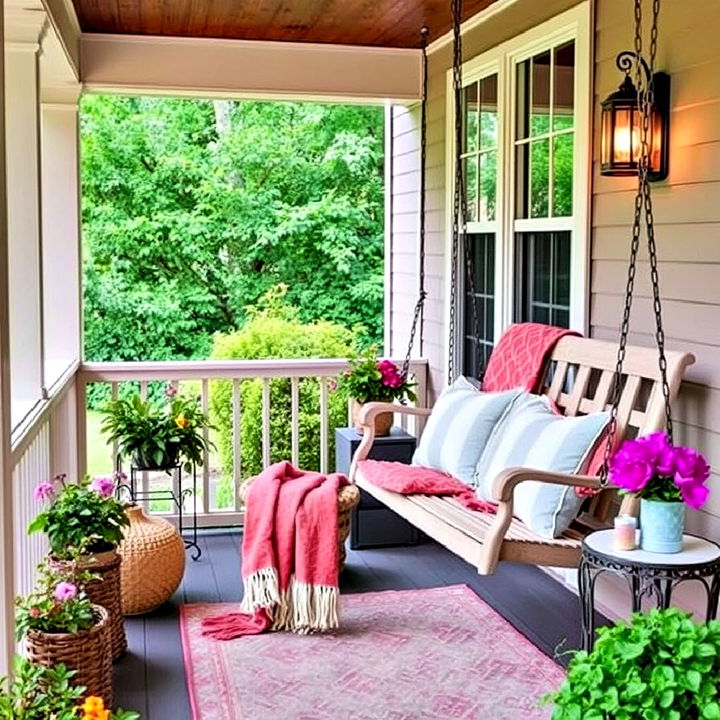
[
  {"left": 119, "top": 505, "right": 185, "bottom": 615},
  {"left": 26, "top": 605, "right": 112, "bottom": 705},
  {"left": 352, "top": 400, "right": 393, "bottom": 437}
]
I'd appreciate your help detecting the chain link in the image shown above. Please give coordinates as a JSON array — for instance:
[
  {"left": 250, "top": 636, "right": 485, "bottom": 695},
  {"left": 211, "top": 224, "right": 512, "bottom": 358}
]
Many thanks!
[
  {"left": 401, "top": 27, "right": 430, "bottom": 382},
  {"left": 601, "top": 0, "right": 670, "bottom": 485}
]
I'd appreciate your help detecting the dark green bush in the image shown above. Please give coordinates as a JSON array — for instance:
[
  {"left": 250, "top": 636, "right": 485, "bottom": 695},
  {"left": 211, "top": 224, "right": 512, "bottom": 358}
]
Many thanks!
[{"left": 210, "top": 287, "right": 358, "bottom": 506}]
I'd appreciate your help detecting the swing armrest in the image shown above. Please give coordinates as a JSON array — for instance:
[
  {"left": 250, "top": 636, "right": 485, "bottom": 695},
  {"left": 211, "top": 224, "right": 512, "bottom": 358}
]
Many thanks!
[
  {"left": 348, "top": 403, "right": 431, "bottom": 483},
  {"left": 491, "top": 467, "right": 602, "bottom": 502}
]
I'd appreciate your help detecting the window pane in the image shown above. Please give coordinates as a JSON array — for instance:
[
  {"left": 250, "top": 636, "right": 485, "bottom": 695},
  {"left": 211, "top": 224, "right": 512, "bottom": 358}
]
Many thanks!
[
  {"left": 479, "top": 74, "right": 498, "bottom": 150},
  {"left": 479, "top": 151, "right": 496, "bottom": 222},
  {"left": 530, "top": 139, "right": 550, "bottom": 218},
  {"left": 531, "top": 50, "right": 551, "bottom": 136},
  {"left": 464, "top": 82, "right": 479, "bottom": 153},
  {"left": 516, "top": 59, "right": 530, "bottom": 140},
  {"left": 532, "top": 235, "right": 552, "bottom": 304},
  {"left": 553, "top": 231, "right": 571, "bottom": 306},
  {"left": 552, "top": 133, "right": 574, "bottom": 217},
  {"left": 463, "top": 155, "right": 478, "bottom": 222},
  {"left": 553, "top": 41, "right": 575, "bottom": 132}
]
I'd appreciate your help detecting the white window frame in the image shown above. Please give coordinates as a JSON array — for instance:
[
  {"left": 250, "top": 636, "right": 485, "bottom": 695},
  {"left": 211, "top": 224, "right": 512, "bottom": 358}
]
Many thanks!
[{"left": 443, "top": 2, "right": 592, "bottom": 376}]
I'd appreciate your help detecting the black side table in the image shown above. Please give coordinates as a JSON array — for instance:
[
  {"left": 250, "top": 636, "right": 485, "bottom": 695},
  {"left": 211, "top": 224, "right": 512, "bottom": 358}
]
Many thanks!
[
  {"left": 579, "top": 529, "right": 720, "bottom": 651},
  {"left": 121, "top": 463, "right": 202, "bottom": 561},
  {"left": 335, "top": 426, "right": 419, "bottom": 549}
]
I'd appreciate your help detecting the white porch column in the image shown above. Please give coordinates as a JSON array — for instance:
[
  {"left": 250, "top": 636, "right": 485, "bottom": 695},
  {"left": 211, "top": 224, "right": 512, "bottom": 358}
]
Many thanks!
[
  {"left": 0, "top": 4, "right": 14, "bottom": 677},
  {"left": 4, "top": 11, "right": 47, "bottom": 427}
]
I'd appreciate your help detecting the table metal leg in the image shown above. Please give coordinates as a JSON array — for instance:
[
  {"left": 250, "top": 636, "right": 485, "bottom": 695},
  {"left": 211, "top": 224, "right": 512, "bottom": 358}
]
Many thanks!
[
  {"left": 578, "top": 559, "right": 596, "bottom": 652},
  {"left": 708, "top": 574, "right": 720, "bottom": 622}
]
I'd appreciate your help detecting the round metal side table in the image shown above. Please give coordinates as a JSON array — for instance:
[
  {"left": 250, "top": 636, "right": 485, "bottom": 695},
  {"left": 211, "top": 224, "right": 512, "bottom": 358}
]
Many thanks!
[{"left": 579, "top": 530, "right": 720, "bottom": 651}]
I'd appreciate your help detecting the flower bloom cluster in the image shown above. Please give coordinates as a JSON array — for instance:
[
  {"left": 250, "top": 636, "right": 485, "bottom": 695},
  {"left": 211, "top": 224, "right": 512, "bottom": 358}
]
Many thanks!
[
  {"left": 609, "top": 432, "right": 711, "bottom": 509},
  {"left": 35, "top": 473, "right": 120, "bottom": 504},
  {"left": 90, "top": 476, "right": 115, "bottom": 499},
  {"left": 53, "top": 581, "right": 78, "bottom": 602},
  {"left": 377, "top": 359, "right": 404, "bottom": 389},
  {"left": 80, "top": 696, "right": 110, "bottom": 720}
]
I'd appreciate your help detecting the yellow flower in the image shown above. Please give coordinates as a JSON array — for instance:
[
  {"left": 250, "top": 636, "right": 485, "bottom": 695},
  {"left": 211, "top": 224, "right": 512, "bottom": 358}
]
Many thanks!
[
  {"left": 175, "top": 413, "right": 189, "bottom": 429},
  {"left": 81, "top": 697, "right": 105, "bottom": 713}
]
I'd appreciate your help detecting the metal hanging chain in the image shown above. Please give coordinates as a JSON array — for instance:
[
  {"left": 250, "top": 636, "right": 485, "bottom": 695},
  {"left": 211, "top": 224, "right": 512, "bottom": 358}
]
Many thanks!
[
  {"left": 447, "top": 0, "right": 483, "bottom": 384},
  {"left": 601, "top": 0, "right": 669, "bottom": 486},
  {"left": 401, "top": 27, "right": 430, "bottom": 381}
]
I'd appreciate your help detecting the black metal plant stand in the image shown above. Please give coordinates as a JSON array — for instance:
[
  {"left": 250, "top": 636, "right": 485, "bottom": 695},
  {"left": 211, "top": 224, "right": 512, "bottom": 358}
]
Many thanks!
[
  {"left": 579, "top": 529, "right": 720, "bottom": 651},
  {"left": 118, "top": 461, "right": 201, "bottom": 561}
]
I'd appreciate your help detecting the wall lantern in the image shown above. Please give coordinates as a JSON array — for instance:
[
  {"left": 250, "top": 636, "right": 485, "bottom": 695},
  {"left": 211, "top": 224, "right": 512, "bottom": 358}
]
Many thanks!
[{"left": 600, "top": 51, "right": 670, "bottom": 181}]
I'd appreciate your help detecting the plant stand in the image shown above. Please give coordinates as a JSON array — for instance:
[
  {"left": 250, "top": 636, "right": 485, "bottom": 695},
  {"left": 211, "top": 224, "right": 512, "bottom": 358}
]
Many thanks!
[
  {"left": 119, "top": 463, "right": 201, "bottom": 560},
  {"left": 579, "top": 530, "right": 720, "bottom": 651}
]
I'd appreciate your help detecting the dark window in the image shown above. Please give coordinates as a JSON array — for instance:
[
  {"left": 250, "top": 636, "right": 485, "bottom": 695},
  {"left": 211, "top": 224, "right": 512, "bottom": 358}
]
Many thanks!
[
  {"left": 514, "top": 231, "right": 571, "bottom": 327},
  {"left": 462, "top": 232, "right": 495, "bottom": 378}
]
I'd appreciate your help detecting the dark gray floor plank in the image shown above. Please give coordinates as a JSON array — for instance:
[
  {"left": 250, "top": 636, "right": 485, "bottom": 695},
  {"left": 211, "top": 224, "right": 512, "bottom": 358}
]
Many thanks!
[{"left": 114, "top": 531, "right": 602, "bottom": 718}]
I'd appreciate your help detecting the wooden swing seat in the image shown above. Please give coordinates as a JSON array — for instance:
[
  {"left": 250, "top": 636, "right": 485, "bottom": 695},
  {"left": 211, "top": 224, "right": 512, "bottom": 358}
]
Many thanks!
[{"left": 349, "top": 336, "right": 695, "bottom": 575}]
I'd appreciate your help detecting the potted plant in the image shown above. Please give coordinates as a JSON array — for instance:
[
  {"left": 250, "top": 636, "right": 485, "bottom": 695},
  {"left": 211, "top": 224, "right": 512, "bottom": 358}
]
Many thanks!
[
  {"left": 337, "top": 347, "right": 417, "bottom": 436},
  {"left": 100, "top": 385, "right": 214, "bottom": 472},
  {"left": 543, "top": 607, "right": 720, "bottom": 719},
  {"left": 28, "top": 473, "right": 130, "bottom": 659},
  {"left": 0, "top": 657, "right": 139, "bottom": 720},
  {"left": 17, "top": 553, "right": 113, "bottom": 704},
  {"left": 609, "top": 432, "right": 711, "bottom": 553}
]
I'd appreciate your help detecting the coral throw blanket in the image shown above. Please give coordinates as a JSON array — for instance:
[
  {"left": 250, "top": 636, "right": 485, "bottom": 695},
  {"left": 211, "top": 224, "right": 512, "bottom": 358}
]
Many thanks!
[
  {"left": 202, "top": 461, "right": 344, "bottom": 640},
  {"left": 359, "top": 460, "right": 496, "bottom": 514},
  {"left": 481, "top": 322, "right": 579, "bottom": 393}
]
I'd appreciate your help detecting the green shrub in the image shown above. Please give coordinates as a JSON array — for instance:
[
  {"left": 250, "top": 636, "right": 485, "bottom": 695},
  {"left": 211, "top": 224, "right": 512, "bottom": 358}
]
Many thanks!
[
  {"left": 210, "top": 287, "right": 358, "bottom": 506},
  {"left": 544, "top": 607, "right": 720, "bottom": 719}
]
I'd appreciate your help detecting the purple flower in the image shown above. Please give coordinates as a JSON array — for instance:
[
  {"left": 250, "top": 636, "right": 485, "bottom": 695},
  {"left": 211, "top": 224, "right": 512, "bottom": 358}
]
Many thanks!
[
  {"left": 165, "top": 384, "right": 178, "bottom": 398},
  {"left": 53, "top": 582, "right": 77, "bottom": 602},
  {"left": 675, "top": 479, "right": 710, "bottom": 510},
  {"left": 91, "top": 476, "right": 115, "bottom": 499},
  {"left": 609, "top": 457, "right": 654, "bottom": 492},
  {"left": 34, "top": 482, "right": 55, "bottom": 503}
]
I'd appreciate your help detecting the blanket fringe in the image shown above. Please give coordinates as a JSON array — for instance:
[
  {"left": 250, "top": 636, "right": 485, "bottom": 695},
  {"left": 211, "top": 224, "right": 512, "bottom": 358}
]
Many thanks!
[{"left": 240, "top": 567, "right": 280, "bottom": 615}]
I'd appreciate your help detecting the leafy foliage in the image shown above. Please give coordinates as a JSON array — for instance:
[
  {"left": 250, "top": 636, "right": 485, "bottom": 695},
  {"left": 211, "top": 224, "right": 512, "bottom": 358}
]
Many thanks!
[
  {"left": 544, "top": 607, "right": 720, "bottom": 719},
  {"left": 28, "top": 475, "right": 129, "bottom": 556},
  {"left": 209, "top": 287, "right": 357, "bottom": 505},
  {"left": 0, "top": 657, "right": 84, "bottom": 720},
  {"left": 100, "top": 390, "right": 214, "bottom": 472},
  {"left": 81, "top": 95, "right": 384, "bottom": 364},
  {"left": 337, "top": 347, "right": 416, "bottom": 403},
  {"left": 15, "top": 554, "right": 98, "bottom": 640}
]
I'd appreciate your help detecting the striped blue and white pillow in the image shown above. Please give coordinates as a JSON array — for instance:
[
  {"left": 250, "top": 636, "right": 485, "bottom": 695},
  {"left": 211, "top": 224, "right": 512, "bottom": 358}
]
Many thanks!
[
  {"left": 474, "top": 394, "right": 609, "bottom": 539},
  {"left": 412, "top": 378, "right": 521, "bottom": 487}
]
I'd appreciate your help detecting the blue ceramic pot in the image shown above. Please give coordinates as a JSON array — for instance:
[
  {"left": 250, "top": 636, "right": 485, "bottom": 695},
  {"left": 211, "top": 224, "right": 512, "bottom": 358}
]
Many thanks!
[{"left": 640, "top": 499, "right": 685, "bottom": 553}]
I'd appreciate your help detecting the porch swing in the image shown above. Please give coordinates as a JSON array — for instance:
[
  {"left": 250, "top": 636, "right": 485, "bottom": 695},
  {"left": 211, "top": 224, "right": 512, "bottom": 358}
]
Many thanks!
[{"left": 349, "top": 0, "right": 695, "bottom": 575}]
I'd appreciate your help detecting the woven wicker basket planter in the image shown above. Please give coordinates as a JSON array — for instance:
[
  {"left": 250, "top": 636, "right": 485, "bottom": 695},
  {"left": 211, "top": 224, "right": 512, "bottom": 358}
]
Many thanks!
[
  {"left": 240, "top": 482, "right": 360, "bottom": 572},
  {"left": 82, "top": 549, "right": 127, "bottom": 661},
  {"left": 26, "top": 605, "right": 112, "bottom": 706},
  {"left": 119, "top": 505, "right": 186, "bottom": 616}
]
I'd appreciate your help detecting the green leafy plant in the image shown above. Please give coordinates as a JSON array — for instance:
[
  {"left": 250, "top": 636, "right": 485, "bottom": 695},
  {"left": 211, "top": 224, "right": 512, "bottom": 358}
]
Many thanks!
[
  {"left": 16, "top": 552, "right": 98, "bottom": 640},
  {"left": 0, "top": 656, "right": 85, "bottom": 720},
  {"left": 543, "top": 607, "right": 720, "bottom": 719},
  {"left": 28, "top": 474, "right": 129, "bottom": 557},
  {"left": 100, "top": 388, "right": 215, "bottom": 472},
  {"left": 336, "top": 346, "right": 416, "bottom": 404}
]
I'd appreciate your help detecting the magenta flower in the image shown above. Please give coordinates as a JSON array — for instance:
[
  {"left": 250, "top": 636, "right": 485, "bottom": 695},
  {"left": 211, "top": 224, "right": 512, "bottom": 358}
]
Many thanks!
[
  {"left": 377, "top": 359, "right": 404, "bottom": 389},
  {"left": 165, "top": 384, "right": 178, "bottom": 398},
  {"left": 53, "top": 582, "right": 77, "bottom": 602},
  {"left": 34, "top": 482, "right": 55, "bottom": 503},
  {"left": 91, "top": 476, "right": 116, "bottom": 499},
  {"left": 609, "top": 457, "right": 654, "bottom": 492}
]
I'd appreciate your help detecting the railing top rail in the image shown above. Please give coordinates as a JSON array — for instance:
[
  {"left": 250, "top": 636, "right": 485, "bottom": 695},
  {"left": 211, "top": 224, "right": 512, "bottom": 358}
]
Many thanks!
[{"left": 78, "top": 358, "right": 430, "bottom": 383}]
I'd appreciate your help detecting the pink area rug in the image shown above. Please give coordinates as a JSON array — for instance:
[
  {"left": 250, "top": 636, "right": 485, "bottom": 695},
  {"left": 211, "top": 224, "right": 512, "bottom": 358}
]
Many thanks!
[{"left": 180, "top": 585, "right": 565, "bottom": 720}]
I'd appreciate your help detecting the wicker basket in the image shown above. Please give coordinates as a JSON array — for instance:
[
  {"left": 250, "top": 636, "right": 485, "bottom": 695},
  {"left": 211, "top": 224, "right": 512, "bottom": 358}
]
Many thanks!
[
  {"left": 26, "top": 605, "right": 112, "bottom": 706},
  {"left": 119, "top": 505, "right": 186, "bottom": 615},
  {"left": 240, "top": 482, "right": 360, "bottom": 572},
  {"left": 83, "top": 550, "right": 127, "bottom": 661}
]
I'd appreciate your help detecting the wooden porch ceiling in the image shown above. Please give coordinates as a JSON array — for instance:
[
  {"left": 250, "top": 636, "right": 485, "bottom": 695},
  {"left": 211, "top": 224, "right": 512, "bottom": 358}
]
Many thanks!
[{"left": 70, "top": 0, "right": 500, "bottom": 49}]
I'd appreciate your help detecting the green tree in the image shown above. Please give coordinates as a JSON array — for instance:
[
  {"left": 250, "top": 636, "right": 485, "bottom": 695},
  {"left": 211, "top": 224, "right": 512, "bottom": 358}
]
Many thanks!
[{"left": 81, "top": 95, "right": 384, "bottom": 362}]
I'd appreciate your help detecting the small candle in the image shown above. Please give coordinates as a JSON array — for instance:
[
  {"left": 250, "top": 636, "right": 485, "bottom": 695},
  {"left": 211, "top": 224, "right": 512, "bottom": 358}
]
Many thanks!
[{"left": 614, "top": 515, "right": 637, "bottom": 551}]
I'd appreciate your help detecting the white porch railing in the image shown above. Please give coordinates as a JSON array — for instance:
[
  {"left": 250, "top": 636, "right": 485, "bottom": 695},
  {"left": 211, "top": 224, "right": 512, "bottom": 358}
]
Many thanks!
[{"left": 76, "top": 358, "right": 429, "bottom": 527}]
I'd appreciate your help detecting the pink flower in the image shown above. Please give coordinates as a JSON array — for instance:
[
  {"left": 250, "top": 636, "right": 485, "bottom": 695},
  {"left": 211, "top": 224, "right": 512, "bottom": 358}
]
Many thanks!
[
  {"left": 377, "top": 359, "right": 404, "bottom": 389},
  {"left": 328, "top": 379, "right": 338, "bottom": 392},
  {"left": 91, "top": 476, "right": 116, "bottom": 499},
  {"left": 675, "top": 478, "right": 710, "bottom": 510},
  {"left": 53, "top": 582, "right": 77, "bottom": 602},
  {"left": 609, "top": 457, "right": 654, "bottom": 492},
  {"left": 34, "top": 482, "right": 55, "bottom": 503},
  {"left": 165, "top": 384, "right": 178, "bottom": 398},
  {"left": 673, "top": 446, "right": 710, "bottom": 484},
  {"left": 29, "top": 607, "right": 41, "bottom": 618}
]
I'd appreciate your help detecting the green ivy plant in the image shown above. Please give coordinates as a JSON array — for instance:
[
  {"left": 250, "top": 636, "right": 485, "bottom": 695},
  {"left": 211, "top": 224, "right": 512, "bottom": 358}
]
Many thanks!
[
  {"left": 28, "top": 474, "right": 129, "bottom": 557},
  {"left": 544, "top": 607, "right": 720, "bottom": 719},
  {"left": 100, "top": 388, "right": 215, "bottom": 472},
  {"left": 0, "top": 656, "right": 84, "bottom": 720}
]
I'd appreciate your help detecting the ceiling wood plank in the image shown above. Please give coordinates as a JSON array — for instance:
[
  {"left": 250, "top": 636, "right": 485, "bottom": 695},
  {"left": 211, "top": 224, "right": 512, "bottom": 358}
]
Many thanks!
[{"left": 71, "top": 0, "right": 499, "bottom": 49}]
